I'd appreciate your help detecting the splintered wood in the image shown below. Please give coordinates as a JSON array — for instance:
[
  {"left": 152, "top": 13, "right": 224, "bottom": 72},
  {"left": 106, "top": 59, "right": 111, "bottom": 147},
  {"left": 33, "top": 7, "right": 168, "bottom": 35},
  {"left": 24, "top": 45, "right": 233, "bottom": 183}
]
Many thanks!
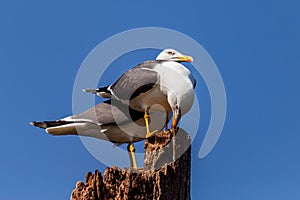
[{"left": 71, "top": 129, "right": 191, "bottom": 200}]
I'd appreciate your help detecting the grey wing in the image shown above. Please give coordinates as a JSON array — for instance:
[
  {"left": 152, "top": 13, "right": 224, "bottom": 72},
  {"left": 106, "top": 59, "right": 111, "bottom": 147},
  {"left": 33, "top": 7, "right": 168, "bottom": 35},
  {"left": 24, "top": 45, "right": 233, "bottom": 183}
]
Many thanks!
[
  {"left": 71, "top": 100, "right": 146, "bottom": 143},
  {"left": 109, "top": 61, "right": 160, "bottom": 101},
  {"left": 73, "top": 100, "right": 144, "bottom": 126}
]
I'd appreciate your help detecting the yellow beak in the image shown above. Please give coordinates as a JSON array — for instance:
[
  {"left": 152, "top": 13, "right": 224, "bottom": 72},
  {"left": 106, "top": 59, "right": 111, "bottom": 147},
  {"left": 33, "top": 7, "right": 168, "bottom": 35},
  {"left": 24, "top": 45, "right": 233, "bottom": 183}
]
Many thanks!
[{"left": 175, "top": 55, "right": 193, "bottom": 62}]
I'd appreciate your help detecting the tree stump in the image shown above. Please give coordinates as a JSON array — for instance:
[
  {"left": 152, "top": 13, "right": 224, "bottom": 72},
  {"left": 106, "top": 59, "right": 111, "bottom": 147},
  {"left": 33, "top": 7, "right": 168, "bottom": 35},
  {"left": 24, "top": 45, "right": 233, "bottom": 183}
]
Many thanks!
[{"left": 70, "top": 129, "right": 191, "bottom": 200}]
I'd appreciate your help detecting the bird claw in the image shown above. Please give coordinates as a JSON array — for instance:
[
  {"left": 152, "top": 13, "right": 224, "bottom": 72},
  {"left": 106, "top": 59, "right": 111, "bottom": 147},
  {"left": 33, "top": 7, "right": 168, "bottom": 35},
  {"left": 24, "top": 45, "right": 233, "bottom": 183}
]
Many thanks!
[
  {"left": 145, "top": 130, "right": 158, "bottom": 138},
  {"left": 129, "top": 167, "right": 144, "bottom": 172},
  {"left": 170, "top": 127, "right": 178, "bottom": 136}
]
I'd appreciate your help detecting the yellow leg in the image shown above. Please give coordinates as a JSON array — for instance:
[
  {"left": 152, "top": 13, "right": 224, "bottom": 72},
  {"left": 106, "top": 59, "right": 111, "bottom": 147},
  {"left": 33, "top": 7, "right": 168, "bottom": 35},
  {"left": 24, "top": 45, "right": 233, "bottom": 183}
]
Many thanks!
[
  {"left": 127, "top": 143, "right": 137, "bottom": 169},
  {"left": 144, "top": 112, "right": 150, "bottom": 135},
  {"left": 171, "top": 111, "right": 177, "bottom": 127},
  {"left": 170, "top": 116, "right": 176, "bottom": 135},
  {"left": 144, "top": 112, "right": 158, "bottom": 138},
  {"left": 171, "top": 109, "right": 181, "bottom": 135}
]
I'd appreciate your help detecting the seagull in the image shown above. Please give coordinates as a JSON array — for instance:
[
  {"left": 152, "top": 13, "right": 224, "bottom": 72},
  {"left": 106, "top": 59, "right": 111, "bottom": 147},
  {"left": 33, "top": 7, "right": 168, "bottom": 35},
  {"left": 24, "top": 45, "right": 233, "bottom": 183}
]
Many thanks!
[
  {"left": 30, "top": 100, "right": 166, "bottom": 169},
  {"left": 84, "top": 49, "right": 196, "bottom": 136}
]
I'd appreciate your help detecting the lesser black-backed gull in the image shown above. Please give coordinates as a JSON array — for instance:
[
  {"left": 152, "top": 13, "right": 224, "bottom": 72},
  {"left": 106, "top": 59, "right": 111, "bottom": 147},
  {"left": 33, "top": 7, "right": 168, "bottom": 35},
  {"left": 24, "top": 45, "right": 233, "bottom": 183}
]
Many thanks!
[
  {"left": 84, "top": 49, "right": 196, "bottom": 136},
  {"left": 30, "top": 100, "right": 166, "bottom": 169}
]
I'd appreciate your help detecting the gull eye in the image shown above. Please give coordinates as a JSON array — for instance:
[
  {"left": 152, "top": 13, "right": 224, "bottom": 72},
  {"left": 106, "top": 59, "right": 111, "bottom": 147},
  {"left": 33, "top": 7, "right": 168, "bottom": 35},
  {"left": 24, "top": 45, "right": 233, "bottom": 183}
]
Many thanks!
[{"left": 167, "top": 51, "right": 174, "bottom": 56}]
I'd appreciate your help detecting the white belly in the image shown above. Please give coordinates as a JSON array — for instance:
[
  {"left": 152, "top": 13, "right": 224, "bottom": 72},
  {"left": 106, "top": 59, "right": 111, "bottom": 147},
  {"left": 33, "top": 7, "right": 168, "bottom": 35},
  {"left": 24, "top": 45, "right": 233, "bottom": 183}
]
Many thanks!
[{"left": 153, "top": 62, "right": 195, "bottom": 115}]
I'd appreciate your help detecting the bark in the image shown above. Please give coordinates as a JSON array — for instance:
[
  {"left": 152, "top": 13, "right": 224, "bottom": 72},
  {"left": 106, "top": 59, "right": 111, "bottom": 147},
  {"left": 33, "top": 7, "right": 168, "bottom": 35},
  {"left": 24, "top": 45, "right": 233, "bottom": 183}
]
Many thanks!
[{"left": 71, "top": 129, "right": 191, "bottom": 200}]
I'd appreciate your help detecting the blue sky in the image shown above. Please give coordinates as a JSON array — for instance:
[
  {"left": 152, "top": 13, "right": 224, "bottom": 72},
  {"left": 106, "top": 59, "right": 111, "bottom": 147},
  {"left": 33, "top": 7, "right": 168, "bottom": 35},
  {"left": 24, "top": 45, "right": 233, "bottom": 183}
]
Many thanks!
[{"left": 1, "top": 0, "right": 300, "bottom": 199}]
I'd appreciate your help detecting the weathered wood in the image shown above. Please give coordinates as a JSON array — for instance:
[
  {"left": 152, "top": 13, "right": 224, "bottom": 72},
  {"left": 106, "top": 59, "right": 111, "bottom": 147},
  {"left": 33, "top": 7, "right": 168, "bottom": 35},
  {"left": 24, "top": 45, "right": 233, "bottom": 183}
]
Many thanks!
[{"left": 70, "top": 129, "right": 191, "bottom": 200}]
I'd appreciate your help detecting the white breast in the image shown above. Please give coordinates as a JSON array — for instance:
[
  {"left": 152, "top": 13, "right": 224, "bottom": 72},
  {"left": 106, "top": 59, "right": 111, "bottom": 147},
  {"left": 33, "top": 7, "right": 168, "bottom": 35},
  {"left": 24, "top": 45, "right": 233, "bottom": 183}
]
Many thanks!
[{"left": 153, "top": 61, "right": 195, "bottom": 115}]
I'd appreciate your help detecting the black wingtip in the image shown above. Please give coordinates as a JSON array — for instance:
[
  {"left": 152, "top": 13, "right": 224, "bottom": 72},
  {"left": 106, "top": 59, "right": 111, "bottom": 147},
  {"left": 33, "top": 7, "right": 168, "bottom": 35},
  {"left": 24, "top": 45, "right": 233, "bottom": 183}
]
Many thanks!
[
  {"left": 29, "top": 121, "right": 47, "bottom": 129},
  {"left": 82, "top": 88, "right": 98, "bottom": 94}
]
